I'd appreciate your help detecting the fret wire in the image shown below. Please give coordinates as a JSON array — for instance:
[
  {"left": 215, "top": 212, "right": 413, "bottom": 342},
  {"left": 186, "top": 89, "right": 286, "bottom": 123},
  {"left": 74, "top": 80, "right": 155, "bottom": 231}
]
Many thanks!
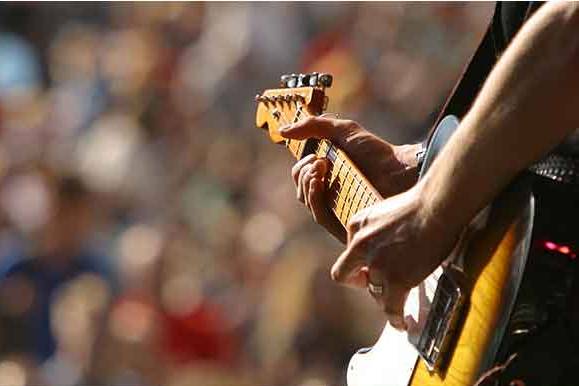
[
  {"left": 330, "top": 164, "right": 365, "bottom": 210},
  {"left": 352, "top": 183, "right": 363, "bottom": 215},
  {"left": 334, "top": 149, "right": 366, "bottom": 187},
  {"left": 350, "top": 176, "right": 365, "bottom": 218},
  {"left": 340, "top": 166, "right": 352, "bottom": 222},
  {"left": 342, "top": 163, "right": 357, "bottom": 221},
  {"left": 363, "top": 192, "right": 372, "bottom": 208},
  {"left": 336, "top": 162, "right": 346, "bottom": 221},
  {"left": 275, "top": 107, "right": 381, "bottom": 225},
  {"left": 330, "top": 178, "right": 376, "bottom": 214},
  {"left": 276, "top": 103, "right": 305, "bottom": 158}
]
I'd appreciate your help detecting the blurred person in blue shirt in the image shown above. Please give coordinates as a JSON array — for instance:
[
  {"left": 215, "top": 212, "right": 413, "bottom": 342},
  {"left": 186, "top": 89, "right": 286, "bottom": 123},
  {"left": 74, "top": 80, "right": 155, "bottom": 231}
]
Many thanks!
[{"left": 0, "top": 173, "right": 114, "bottom": 362}]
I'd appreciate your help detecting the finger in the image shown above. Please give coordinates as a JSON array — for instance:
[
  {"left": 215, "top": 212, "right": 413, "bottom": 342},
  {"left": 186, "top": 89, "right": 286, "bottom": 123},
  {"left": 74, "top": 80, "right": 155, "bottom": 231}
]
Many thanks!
[
  {"left": 347, "top": 207, "right": 371, "bottom": 243},
  {"left": 291, "top": 154, "right": 316, "bottom": 187},
  {"left": 311, "top": 158, "right": 329, "bottom": 178},
  {"left": 308, "top": 173, "right": 348, "bottom": 244},
  {"left": 383, "top": 286, "right": 409, "bottom": 331},
  {"left": 297, "top": 164, "right": 312, "bottom": 203},
  {"left": 330, "top": 243, "right": 366, "bottom": 286},
  {"left": 302, "top": 159, "right": 328, "bottom": 205},
  {"left": 367, "top": 268, "right": 409, "bottom": 331},
  {"left": 280, "top": 116, "right": 354, "bottom": 141},
  {"left": 302, "top": 166, "right": 316, "bottom": 209},
  {"left": 305, "top": 159, "right": 329, "bottom": 210},
  {"left": 308, "top": 178, "right": 328, "bottom": 224},
  {"left": 345, "top": 265, "right": 370, "bottom": 288}
]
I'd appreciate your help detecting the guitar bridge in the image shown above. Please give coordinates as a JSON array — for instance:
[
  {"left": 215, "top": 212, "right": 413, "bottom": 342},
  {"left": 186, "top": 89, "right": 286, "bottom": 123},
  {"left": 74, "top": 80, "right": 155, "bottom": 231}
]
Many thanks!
[{"left": 415, "top": 269, "right": 466, "bottom": 372}]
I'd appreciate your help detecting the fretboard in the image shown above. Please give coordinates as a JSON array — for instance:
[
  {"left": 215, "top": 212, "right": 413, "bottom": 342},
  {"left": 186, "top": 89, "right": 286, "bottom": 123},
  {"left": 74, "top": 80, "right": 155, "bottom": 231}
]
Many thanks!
[{"left": 286, "top": 137, "right": 382, "bottom": 227}]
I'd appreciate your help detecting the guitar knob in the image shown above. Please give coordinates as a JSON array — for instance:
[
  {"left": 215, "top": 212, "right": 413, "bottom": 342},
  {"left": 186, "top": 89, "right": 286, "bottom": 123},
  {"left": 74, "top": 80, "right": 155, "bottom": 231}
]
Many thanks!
[
  {"left": 287, "top": 74, "right": 298, "bottom": 88},
  {"left": 280, "top": 74, "right": 292, "bottom": 88},
  {"left": 309, "top": 72, "right": 319, "bottom": 87},
  {"left": 297, "top": 73, "right": 310, "bottom": 87},
  {"left": 318, "top": 73, "right": 333, "bottom": 88}
]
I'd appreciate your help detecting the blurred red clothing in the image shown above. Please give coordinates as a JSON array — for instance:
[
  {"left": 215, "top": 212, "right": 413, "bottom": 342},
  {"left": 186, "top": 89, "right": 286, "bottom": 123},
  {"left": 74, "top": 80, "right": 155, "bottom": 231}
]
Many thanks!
[{"left": 160, "top": 299, "right": 239, "bottom": 366}]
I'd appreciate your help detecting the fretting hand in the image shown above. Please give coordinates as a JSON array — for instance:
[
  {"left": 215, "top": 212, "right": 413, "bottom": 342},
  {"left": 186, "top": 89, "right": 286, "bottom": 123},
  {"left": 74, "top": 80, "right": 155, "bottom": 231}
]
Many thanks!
[{"left": 280, "top": 116, "right": 421, "bottom": 243}]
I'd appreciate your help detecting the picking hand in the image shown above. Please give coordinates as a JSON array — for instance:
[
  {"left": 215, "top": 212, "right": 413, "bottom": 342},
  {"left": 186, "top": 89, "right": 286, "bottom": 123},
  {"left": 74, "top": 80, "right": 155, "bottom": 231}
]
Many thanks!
[{"left": 331, "top": 183, "right": 462, "bottom": 330}]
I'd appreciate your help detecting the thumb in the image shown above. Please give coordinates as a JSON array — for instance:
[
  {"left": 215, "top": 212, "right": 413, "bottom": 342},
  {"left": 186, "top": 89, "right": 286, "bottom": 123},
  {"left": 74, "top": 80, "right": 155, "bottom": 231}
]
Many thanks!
[
  {"left": 367, "top": 267, "right": 409, "bottom": 330},
  {"left": 331, "top": 245, "right": 367, "bottom": 288},
  {"left": 279, "top": 116, "right": 344, "bottom": 140}
]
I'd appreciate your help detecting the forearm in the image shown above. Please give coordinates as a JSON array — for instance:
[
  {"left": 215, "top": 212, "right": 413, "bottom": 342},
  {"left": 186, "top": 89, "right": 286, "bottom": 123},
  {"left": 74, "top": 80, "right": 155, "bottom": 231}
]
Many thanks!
[{"left": 419, "top": 2, "right": 579, "bottom": 230}]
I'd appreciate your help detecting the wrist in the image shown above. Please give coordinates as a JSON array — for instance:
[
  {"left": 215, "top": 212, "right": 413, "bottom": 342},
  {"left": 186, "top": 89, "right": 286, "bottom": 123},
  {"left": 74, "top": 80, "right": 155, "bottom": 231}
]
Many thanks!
[
  {"left": 394, "top": 143, "right": 424, "bottom": 168},
  {"left": 414, "top": 172, "right": 469, "bottom": 238}
]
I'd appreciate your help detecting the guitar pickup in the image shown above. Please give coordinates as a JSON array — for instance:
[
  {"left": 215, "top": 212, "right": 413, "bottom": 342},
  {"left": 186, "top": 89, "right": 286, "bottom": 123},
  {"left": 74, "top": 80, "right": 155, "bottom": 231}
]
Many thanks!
[{"left": 414, "top": 268, "right": 466, "bottom": 372}]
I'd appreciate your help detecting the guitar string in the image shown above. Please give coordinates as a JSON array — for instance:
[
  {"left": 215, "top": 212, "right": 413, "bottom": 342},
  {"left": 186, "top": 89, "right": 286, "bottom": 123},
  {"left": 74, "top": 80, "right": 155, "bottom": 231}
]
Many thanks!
[
  {"left": 271, "top": 104, "right": 378, "bottom": 221},
  {"left": 266, "top": 101, "right": 378, "bottom": 223},
  {"left": 295, "top": 108, "right": 379, "bottom": 215},
  {"left": 276, "top": 106, "right": 362, "bottom": 222}
]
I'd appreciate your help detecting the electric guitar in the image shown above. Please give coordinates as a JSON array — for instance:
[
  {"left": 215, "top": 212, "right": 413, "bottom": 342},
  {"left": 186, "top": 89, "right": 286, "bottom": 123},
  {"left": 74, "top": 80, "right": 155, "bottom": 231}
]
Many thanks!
[{"left": 255, "top": 73, "right": 534, "bottom": 386}]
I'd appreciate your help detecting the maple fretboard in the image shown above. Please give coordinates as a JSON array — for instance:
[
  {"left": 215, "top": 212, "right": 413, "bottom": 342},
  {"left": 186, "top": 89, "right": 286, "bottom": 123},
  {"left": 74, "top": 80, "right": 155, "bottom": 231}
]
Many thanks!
[{"left": 286, "top": 137, "right": 381, "bottom": 227}]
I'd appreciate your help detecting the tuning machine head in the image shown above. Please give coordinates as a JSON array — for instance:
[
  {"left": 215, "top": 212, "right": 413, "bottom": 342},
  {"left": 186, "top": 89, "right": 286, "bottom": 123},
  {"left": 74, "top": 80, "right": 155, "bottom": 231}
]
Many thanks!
[
  {"left": 318, "top": 73, "right": 333, "bottom": 88},
  {"left": 280, "top": 72, "right": 333, "bottom": 89},
  {"left": 296, "top": 73, "right": 310, "bottom": 87},
  {"left": 280, "top": 73, "right": 299, "bottom": 88}
]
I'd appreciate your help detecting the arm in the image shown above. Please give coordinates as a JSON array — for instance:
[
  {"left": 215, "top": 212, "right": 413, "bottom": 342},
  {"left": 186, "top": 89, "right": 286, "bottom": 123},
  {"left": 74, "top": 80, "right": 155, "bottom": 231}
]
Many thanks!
[
  {"left": 334, "top": 2, "right": 579, "bottom": 329},
  {"left": 420, "top": 1, "right": 579, "bottom": 234}
]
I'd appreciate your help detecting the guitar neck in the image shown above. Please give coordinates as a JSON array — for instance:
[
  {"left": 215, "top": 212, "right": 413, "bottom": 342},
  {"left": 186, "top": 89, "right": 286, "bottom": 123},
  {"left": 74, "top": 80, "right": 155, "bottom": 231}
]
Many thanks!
[{"left": 285, "top": 137, "right": 382, "bottom": 227}]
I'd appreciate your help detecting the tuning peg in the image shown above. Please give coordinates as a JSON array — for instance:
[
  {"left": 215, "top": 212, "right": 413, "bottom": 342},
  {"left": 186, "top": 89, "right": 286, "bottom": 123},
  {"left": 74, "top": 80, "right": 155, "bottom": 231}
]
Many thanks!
[
  {"left": 308, "top": 72, "right": 319, "bottom": 87},
  {"left": 280, "top": 74, "right": 291, "bottom": 88},
  {"left": 287, "top": 74, "right": 298, "bottom": 88},
  {"left": 297, "top": 73, "right": 310, "bottom": 88},
  {"left": 318, "top": 73, "right": 333, "bottom": 88}
]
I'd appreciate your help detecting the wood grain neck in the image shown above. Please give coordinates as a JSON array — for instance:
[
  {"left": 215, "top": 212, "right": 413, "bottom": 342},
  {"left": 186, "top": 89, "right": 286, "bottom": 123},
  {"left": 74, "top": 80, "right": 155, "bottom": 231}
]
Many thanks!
[{"left": 285, "top": 135, "right": 382, "bottom": 227}]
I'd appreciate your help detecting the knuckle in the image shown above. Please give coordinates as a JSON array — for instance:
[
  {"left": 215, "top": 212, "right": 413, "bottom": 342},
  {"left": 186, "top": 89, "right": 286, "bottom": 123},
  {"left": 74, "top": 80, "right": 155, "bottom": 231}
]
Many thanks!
[
  {"left": 339, "top": 119, "right": 358, "bottom": 132},
  {"left": 291, "top": 164, "right": 300, "bottom": 181},
  {"left": 298, "top": 164, "right": 310, "bottom": 181},
  {"left": 302, "top": 116, "right": 316, "bottom": 127},
  {"left": 347, "top": 218, "right": 359, "bottom": 234},
  {"left": 313, "top": 159, "right": 327, "bottom": 176}
]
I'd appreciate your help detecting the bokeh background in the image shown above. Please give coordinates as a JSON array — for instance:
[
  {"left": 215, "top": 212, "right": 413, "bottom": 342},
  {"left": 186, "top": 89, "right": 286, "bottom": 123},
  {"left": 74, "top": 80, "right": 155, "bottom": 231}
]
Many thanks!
[{"left": 0, "top": 3, "right": 492, "bottom": 386}]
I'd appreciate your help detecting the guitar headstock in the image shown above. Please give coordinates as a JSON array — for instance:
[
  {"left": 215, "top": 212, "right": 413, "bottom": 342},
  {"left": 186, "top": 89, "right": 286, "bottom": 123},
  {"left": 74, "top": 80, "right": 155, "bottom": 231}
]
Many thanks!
[{"left": 255, "top": 73, "right": 332, "bottom": 144}]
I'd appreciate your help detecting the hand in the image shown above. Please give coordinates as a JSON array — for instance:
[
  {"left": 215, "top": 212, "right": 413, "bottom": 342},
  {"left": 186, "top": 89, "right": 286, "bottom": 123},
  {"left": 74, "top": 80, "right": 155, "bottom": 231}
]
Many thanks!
[
  {"left": 280, "top": 116, "right": 421, "bottom": 243},
  {"left": 331, "top": 183, "right": 463, "bottom": 330}
]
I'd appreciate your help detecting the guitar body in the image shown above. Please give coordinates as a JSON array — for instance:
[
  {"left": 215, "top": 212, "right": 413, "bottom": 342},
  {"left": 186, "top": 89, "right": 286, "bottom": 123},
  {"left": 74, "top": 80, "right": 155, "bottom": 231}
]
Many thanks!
[{"left": 347, "top": 116, "right": 535, "bottom": 386}]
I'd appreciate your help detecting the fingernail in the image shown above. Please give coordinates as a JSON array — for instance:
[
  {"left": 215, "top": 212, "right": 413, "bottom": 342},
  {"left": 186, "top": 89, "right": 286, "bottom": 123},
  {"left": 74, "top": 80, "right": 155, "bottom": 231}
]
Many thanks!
[
  {"left": 279, "top": 125, "right": 290, "bottom": 132},
  {"left": 330, "top": 265, "right": 340, "bottom": 282}
]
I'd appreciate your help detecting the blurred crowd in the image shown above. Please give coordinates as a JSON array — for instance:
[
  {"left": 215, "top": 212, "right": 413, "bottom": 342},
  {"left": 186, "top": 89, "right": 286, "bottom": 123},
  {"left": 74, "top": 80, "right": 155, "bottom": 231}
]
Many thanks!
[{"left": 0, "top": 3, "right": 492, "bottom": 386}]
